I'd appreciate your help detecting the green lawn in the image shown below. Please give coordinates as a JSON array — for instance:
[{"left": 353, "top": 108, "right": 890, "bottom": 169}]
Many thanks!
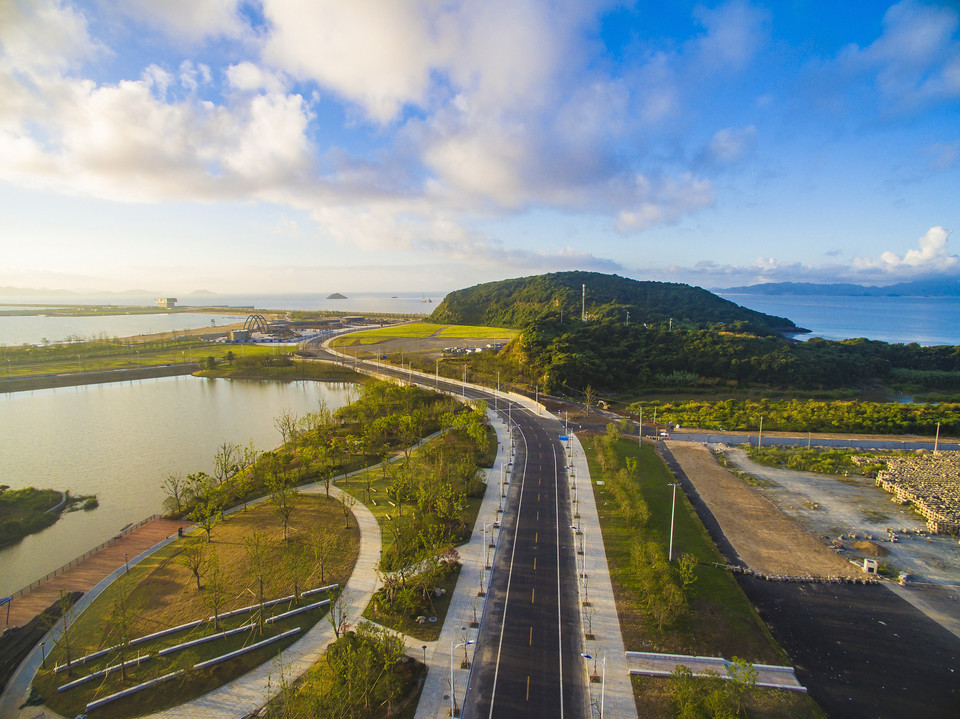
[
  {"left": 584, "top": 436, "right": 825, "bottom": 717},
  {"left": 35, "top": 496, "right": 359, "bottom": 719},
  {"left": 331, "top": 322, "right": 517, "bottom": 346}
]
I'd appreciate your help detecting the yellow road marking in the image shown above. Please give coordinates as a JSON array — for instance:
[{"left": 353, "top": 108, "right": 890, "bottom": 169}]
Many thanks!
[
  {"left": 531, "top": 587, "right": 535, "bottom": 603},
  {"left": 529, "top": 626, "right": 533, "bottom": 645},
  {"left": 533, "top": 557, "right": 537, "bottom": 570},
  {"left": 526, "top": 675, "right": 531, "bottom": 701},
  {"left": 535, "top": 532, "right": 538, "bottom": 543},
  {"left": 536, "top": 510, "right": 539, "bottom": 521}
]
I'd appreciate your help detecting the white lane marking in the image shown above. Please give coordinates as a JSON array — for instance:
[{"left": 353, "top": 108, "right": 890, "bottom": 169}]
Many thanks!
[
  {"left": 554, "top": 446, "right": 564, "bottom": 719},
  {"left": 488, "top": 417, "right": 529, "bottom": 719}
]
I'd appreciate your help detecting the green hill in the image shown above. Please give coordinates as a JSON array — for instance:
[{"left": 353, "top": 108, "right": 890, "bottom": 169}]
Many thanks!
[{"left": 429, "top": 271, "right": 800, "bottom": 335}]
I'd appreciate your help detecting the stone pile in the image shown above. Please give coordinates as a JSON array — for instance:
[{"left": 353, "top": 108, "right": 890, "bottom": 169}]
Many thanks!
[{"left": 876, "top": 451, "right": 960, "bottom": 534}]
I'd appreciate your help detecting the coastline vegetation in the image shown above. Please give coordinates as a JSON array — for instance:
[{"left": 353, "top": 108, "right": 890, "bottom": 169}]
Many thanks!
[
  {"left": 0, "top": 487, "right": 97, "bottom": 548},
  {"left": 633, "top": 398, "right": 960, "bottom": 436},
  {"left": 744, "top": 446, "right": 890, "bottom": 477}
]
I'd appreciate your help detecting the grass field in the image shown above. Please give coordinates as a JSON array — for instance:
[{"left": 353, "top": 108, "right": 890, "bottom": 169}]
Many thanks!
[
  {"left": 35, "top": 496, "right": 359, "bottom": 719},
  {"left": 585, "top": 437, "right": 784, "bottom": 661},
  {"left": 331, "top": 322, "right": 517, "bottom": 347},
  {"left": 583, "top": 436, "right": 825, "bottom": 717}
]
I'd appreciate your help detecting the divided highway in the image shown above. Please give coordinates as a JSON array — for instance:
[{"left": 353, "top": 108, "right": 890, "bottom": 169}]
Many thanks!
[{"left": 310, "top": 345, "right": 588, "bottom": 717}]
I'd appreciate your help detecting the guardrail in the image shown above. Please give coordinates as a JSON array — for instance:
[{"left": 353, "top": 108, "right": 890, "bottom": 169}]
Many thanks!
[{"left": 7, "top": 514, "right": 163, "bottom": 600}]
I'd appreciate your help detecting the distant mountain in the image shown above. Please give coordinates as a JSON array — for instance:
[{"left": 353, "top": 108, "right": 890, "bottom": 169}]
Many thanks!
[
  {"left": 0, "top": 286, "right": 77, "bottom": 296},
  {"left": 327, "top": 292, "right": 348, "bottom": 300},
  {"left": 721, "top": 279, "right": 960, "bottom": 297},
  {"left": 429, "top": 271, "right": 801, "bottom": 335},
  {"left": 189, "top": 289, "right": 217, "bottom": 296}
]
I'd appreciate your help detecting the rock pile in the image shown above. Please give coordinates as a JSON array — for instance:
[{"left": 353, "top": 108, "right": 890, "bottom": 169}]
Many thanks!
[{"left": 876, "top": 451, "right": 960, "bottom": 534}]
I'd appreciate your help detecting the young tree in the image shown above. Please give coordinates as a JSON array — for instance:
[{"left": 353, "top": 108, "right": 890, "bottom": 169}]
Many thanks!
[
  {"left": 268, "top": 474, "right": 299, "bottom": 541},
  {"left": 244, "top": 531, "right": 273, "bottom": 634},
  {"left": 309, "top": 527, "right": 341, "bottom": 583},
  {"left": 274, "top": 408, "right": 298, "bottom": 445},
  {"left": 340, "top": 491, "right": 356, "bottom": 530},
  {"left": 177, "top": 537, "right": 207, "bottom": 591},
  {"left": 101, "top": 576, "right": 139, "bottom": 681},
  {"left": 160, "top": 471, "right": 188, "bottom": 515},
  {"left": 201, "top": 551, "right": 229, "bottom": 629},
  {"left": 283, "top": 540, "right": 312, "bottom": 601},
  {"left": 189, "top": 495, "right": 223, "bottom": 543},
  {"left": 678, "top": 552, "right": 699, "bottom": 598},
  {"left": 213, "top": 441, "right": 239, "bottom": 485}
]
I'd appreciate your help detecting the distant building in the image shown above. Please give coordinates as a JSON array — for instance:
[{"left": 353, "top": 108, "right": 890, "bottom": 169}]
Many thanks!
[
  {"left": 156, "top": 297, "right": 177, "bottom": 308},
  {"left": 229, "top": 329, "right": 250, "bottom": 342}
]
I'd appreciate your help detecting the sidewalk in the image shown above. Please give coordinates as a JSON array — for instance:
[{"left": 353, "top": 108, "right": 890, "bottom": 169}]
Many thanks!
[
  {"left": 4, "top": 519, "right": 191, "bottom": 628},
  {"left": 414, "top": 410, "right": 511, "bottom": 719},
  {"left": 625, "top": 651, "right": 806, "bottom": 691},
  {"left": 566, "top": 432, "right": 639, "bottom": 719}
]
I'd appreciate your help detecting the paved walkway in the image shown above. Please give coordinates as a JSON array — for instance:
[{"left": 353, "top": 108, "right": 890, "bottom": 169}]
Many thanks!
[
  {"left": 566, "top": 431, "right": 639, "bottom": 719},
  {"left": 625, "top": 651, "right": 806, "bottom": 691},
  {"left": 414, "top": 410, "right": 510, "bottom": 719},
  {"left": 4, "top": 519, "right": 190, "bottom": 628}
]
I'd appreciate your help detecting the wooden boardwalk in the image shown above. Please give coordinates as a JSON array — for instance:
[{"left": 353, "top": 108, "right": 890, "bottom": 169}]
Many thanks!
[{"left": 3, "top": 519, "right": 191, "bottom": 628}]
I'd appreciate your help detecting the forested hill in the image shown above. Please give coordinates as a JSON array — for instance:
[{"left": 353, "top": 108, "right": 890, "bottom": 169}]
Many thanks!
[{"left": 429, "top": 271, "right": 801, "bottom": 335}]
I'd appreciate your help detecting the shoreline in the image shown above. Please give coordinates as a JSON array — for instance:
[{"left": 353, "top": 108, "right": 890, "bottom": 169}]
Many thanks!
[{"left": 0, "top": 363, "right": 198, "bottom": 393}]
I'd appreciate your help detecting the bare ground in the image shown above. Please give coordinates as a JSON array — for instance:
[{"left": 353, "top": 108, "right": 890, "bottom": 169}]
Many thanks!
[{"left": 665, "top": 441, "right": 862, "bottom": 579}]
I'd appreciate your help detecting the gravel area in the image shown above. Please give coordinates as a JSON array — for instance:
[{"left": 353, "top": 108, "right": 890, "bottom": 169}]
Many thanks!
[{"left": 722, "top": 447, "right": 960, "bottom": 587}]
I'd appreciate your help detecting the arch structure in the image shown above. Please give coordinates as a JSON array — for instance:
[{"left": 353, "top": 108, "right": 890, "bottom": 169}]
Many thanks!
[{"left": 242, "top": 314, "right": 269, "bottom": 334}]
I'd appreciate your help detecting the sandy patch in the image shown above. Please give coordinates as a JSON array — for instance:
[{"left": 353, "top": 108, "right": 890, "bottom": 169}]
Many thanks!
[{"left": 665, "top": 441, "right": 862, "bottom": 579}]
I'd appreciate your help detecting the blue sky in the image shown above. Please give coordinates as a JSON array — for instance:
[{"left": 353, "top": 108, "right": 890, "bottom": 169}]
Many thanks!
[{"left": 1, "top": 0, "right": 958, "bottom": 295}]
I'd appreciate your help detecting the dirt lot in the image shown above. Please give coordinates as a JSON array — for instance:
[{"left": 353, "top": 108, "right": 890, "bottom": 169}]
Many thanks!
[
  {"left": 723, "top": 447, "right": 960, "bottom": 587},
  {"left": 665, "top": 441, "right": 862, "bottom": 579}
]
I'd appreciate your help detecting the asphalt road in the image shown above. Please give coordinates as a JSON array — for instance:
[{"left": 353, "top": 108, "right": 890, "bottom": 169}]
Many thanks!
[{"left": 308, "top": 345, "right": 588, "bottom": 718}]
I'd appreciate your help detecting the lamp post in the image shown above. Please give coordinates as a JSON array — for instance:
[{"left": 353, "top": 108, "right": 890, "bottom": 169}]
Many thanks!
[
  {"left": 483, "top": 520, "right": 498, "bottom": 568},
  {"left": 462, "top": 366, "right": 466, "bottom": 398},
  {"left": 581, "top": 653, "right": 606, "bottom": 718},
  {"left": 668, "top": 482, "right": 680, "bottom": 561},
  {"left": 422, "top": 644, "right": 427, "bottom": 665},
  {"left": 124, "top": 552, "right": 129, "bottom": 574},
  {"left": 496, "top": 370, "right": 500, "bottom": 414},
  {"left": 40, "top": 641, "right": 46, "bottom": 669},
  {"left": 570, "top": 524, "right": 586, "bottom": 576},
  {"left": 435, "top": 359, "right": 439, "bottom": 389},
  {"left": 450, "top": 639, "right": 474, "bottom": 717}
]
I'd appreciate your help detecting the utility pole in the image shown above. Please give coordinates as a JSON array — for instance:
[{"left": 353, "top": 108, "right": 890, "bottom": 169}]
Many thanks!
[
  {"left": 668, "top": 482, "right": 680, "bottom": 561},
  {"left": 758, "top": 415, "right": 763, "bottom": 449},
  {"left": 582, "top": 283, "right": 586, "bottom": 322}
]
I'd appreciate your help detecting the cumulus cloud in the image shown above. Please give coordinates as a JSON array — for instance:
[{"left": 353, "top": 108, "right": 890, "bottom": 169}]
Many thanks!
[
  {"left": 116, "top": 0, "right": 245, "bottom": 43},
  {"left": 856, "top": 226, "right": 959, "bottom": 274},
  {"left": 839, "top": 0, "right": 960, "bottom": 108},
  {"left": 646, "top": 226, "right": 960, "bottom": 287},
  {"left": 692, "top": 0, "right": 770, "bottom": 72}
]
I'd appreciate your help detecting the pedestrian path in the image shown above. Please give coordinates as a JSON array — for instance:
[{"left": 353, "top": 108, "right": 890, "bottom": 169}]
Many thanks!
[
  {"left": 625, "top": 651, "right": 806, "bottom": 691},
  {"left": 4, "top": 519, "right": 191, "bottom": 628},
  {"left": 566, "top": 431, "right": 639, "bottom": 719},
  {"left": 147, "top": 483, "right": 382, "bottom": 719},
  {"left": 414, "top": 410, "right": 511, "bottom": 719}
]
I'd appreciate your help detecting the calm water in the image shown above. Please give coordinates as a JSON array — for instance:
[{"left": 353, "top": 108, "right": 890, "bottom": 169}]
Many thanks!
[
  {"left": 721, "top": 294, "right": 960, "bottom": 346},
  {"left": 0, "top": 312, "right": 242, "bottom": 347},
  {"left": 0, "top": 376, "right": 354, "bottom": 595},
  {"left": 1, "top": 291, "right": 440, "bottom": 316}
]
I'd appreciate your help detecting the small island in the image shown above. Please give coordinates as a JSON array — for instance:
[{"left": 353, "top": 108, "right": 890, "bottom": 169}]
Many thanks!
[
  {"left": 326, "top": 292, "right": 348, "bottom": 299},
  {"left": 0, "top": 486, "right": 97, "bottom": 548}
]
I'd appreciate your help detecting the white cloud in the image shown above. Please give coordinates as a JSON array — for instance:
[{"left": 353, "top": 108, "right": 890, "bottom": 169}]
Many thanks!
[
  {"left": 0, "top": 0, "right": 100, "bottom": 75},
  {"left": 858, "top": 226, "right": 958, "bottom": 274},
  {"left": 692, "top": 0, "right": 770, "bottom": 72},
  {"left": 648, "top": 226, "right": 960, "bottom": 287},
  {"left": 703, "top": 125, "right": 757, "bottom": 166},
  {"left": 839, "top": 0, "right": 960, "bottom": 108},
  {"left": 616, "top": 174, "right": 714, "bottom": 231},
  {"left": 117, "top": 0, "right": 244, "bottom": 43},
  {"left": 226, "top": 62, "right": 287, "bottom": 94}
]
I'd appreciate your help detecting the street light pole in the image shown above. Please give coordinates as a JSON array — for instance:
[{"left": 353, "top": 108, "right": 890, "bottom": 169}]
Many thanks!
[
  {"left": 450, "top": 639, "right": 474, "bottom": 717},
  {"left": 668, "top": 482, "right": 680, "bottom": 561},
  {"left": 581, "top": 653, "right": 606, "bottom": 718}
]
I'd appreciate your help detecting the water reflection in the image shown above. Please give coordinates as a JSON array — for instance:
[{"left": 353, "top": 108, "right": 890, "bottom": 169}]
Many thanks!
[{"left": 0, "top": 375, "right": 353, "bottom": 594}]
